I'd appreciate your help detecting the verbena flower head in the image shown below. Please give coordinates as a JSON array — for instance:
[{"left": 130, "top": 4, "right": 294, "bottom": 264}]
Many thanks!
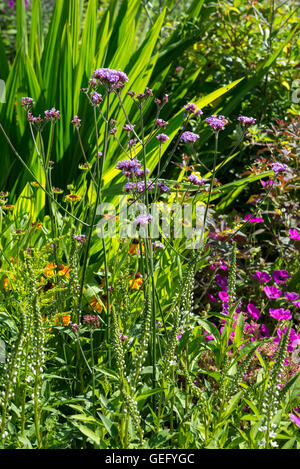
[
  {"left": 264, "top": 285, "right": 282, "bottom": 299},
  {"left": 187, "top": 174, "right": 206, "bottom": 185},
  {"left": 153, "top": 241, "right": 164, "bottom": 250},
  {"left": 156, "top": 180, "right": 170, "bottom": 193},
  {"left": 237, "top": 115, "right": 256, "bottom": 126},
  {"left": 124, "top": 180, "right": 155, "bottom": 194},
  {"left": 133, "top": 214, "right": 152, "bottom": 227},
  {"left": 273, "top": 269, "right": 291, "bottom": 284},
  {"left": 270, "top": 162, "right": 290, "bottom": 174},
  {"left": 21, "top": 97, "right": 34, "bottom": 109},
  {"left": 184, "top": 102, "right": 203, "bottom": 116},
  {"left": 74, "top": 234, "right": 86, "bottom": 243},
  {"left": 122, "top": 124, "right": 135, "bottom": 132},
  {"left": 44, "top": 108, "right": 61, "bottom": 121},
  {"left": 156, "top": 133, "right": 169, "bottom": 143},
  {"left": 91, "top": 68, "right": 129, "bottom": 91},
  {"left": 116, "top": 159, "right": 141, "bottom": 177},
  {"left": 269, "top": 308, "right": 292, "bottom": 320},
  {"left": 205, "top": 115, "right": 228, "bottom": 131},
  {"left": 180, "top": 131, "right": 200, "bottom": 143},
  {"left": 289, "top": 228, "right": 300, "bottom": 241},
  {"left": 156, "top": 119, "right": 168, "bottom": 128},
  {"left": 71, "top": 115, "right": 81, "bottom": 128},
  {"left": 83, "top": 314, "right": 100, "bottom": 328},
  {"left": 28, "top": 113, "right": 44, "bottom": 126},
  {"left": 91, "top": 92, "right": 103, "bottom": 105}
]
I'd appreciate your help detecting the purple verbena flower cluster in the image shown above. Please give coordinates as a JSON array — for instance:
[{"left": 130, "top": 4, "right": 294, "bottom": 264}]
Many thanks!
[{"left": 205, "top": 115, "right": 228, "bottom": 131}]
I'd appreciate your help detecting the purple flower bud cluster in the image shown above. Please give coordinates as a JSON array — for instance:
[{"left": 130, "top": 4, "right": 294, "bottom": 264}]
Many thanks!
[
  {"left": 44, "top": 108, "right": 61, "bottom": 121},
  {"left": 74, "top": 234, "right": 86, "bottom": 243},
  {"left": 184, "top": 102, "right": 203, "bottom": 116},
  {"left": 156, "top": 133, "right": 169, "bottom": 143},
  {"left": 205, "top": 115, "right": 228, "bottom": 131},
  {"left": 156, "top": 180, "right": 170, "bottom": 193},
  {"left": 124, "top": 180, "right": 155, "bottom": 194},
  {"left": 153, "top": 241, "right": 164, "bottom": 250},
  {"left": 123, "top": 124, "right": 135, "bottom": 132},
  {"left": 83, "top": 314, "right": 101, "bottom": 328},
  {"left": 156, "top": 119, "right": 168, "bottom": 128},
  {"left": 180, "top": 131, "right": 200, "bottom": 143},
  {"left": 21, "top": 97, "right": 34, "bottom": 109},
  {"left": 270, "top": 162, "right": 291, "bottom": 174},
  {"left": 133, "top": 214, "right": 152, "bottom": 227},
  {"left": 237, "top": 115, "right": 256, "bottom": 126},
  {"left": 71, "top": 115, "right": 81, "bottom": 128},
  {"left": 128, "top": 138, "right": 137, "bottom": 148},
  {"left": 188, "top": 174, "right": 206, "bottom": 185},
  {"left": 91, "top": 92, "right": 103, "bottom": 105},
  {"left": 92, "top": 68, "right": 129, "bottom": 91},
  {"left": 116, "top": 159, "right": 142, "bottom": 177}
]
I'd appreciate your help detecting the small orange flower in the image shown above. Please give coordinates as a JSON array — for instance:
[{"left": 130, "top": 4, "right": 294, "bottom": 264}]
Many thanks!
[
  {"left": 62, "top": 314, "right": 71, "bottom": 326},
  {"left": 129, "top": 239, "right": 144, "bottom": 255},
  {"left": 4, "top": 277, "right": 10, "bottom": 292},
  {"left": 2, "top": 205, "right": 15, "bottom": 211},
  {"left": 90, "top": 296, "right": 103, "bottom": 313},
  {"left": 44, "top": 263, "right": 70, "bottom": 278},
  {"left": 129, "top": 273, "right": 143, "bottom": 290}
]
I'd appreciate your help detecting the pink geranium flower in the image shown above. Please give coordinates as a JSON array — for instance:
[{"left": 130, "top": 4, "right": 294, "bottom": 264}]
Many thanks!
[
  {"left": 269, "top": 308, "right": 292, "bottom": 320},
  {"left": 289, "top": 229, "right": 300, "bottom": 241},
  {"left": 264, "top": 285, "right": 282, "bottom": 299},
  {"left": 247, "top": 302, "right": 261, "bottom": 320},
  {"left": 244, "top": 214, "right": 264, "bottom": 223}
]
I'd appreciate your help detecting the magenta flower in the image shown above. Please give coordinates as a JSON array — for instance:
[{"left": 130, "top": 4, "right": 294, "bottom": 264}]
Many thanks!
[
  {"left": 264, "top": 285, "right": 282, "bottom": 299},
  {"left": 274, "top": 327, "right": 300, "bottom": 351},
  {"left": 215, "top": 274, "right": 227, "bottom": 289},
  {"left": 206, "top": 291, "right": 217, "bottom": 303},
  {"left": 261, "top": 180, "right": 274, "bottom": 187},
  {"left": 252, "top": 271, "right": 272, "bottom": 283},
  {"left": 218, "top": 290, "right": 228, "bottom": 302},
  {"left": 247, "top": 302, "right": 261, "bottom": 320},
  {"left": 269, "top": 308, "right": 292, "bottom": 320},
  {"left": 289, "top": 414, "right": 300, "bottom": 429},
  {"left": 237, "top": 116, "right": 256, "bottom": 126},
  {"left": 289, "top": 229, "right": 300, "bottom": 241},
  {"left": 205, "top": 115, "right": 228, "bottom": 131},
  {"left": 260, "top": 324, "right": 270, "bottom": 338},
  {"left": 180, "top": 131, "right": 200, "bottom": 143},
  {"left": 284, "top": 292, "right": 299, "bottom": 302},
  {"left": 244, "top": 214, "right": 264, "bottom": 223},
  {"left": 273, "top": 270, "right": 291, "bottom": 284}
]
